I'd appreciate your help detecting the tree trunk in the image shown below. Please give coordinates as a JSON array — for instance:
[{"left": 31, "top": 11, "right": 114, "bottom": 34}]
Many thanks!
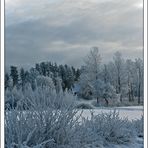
[
  {"left": 131, "top": 84, "right": 134, "bottom": 101},
  {"left": 138, "top": 84, "right": 141, "bottom": 104},
  {"left": 104, "top": 98, "right": 109, "bottom": 106},
  {"left": 120, "top": 94, "right": 122, "bottom": 102},
  {"left": 128, "top": 74, "right": 131, "bottom": 102},
  {"left": 138, "top": 68, "right": 141, "bottom": 105},
  {"left": 118, "top": 76, "right": 121, "bottom": 93},
  {"left": 128, "top": 90, "right": 131, "bottom": 102},
  {"left": 97, "top": 97, "right": 99, "bottom": 104}
]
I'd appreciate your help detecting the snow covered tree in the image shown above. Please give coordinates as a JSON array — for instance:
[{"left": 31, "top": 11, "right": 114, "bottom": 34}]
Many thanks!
[
  {"left": 101, "top": 64, "right": 110, "bottom": 84},
  {"left": 5, "top": 73, "right": 10, "bottom": 90},
  {"left": 93, "top": 79, "right": 105, "bottom": 104},
  {"left": 79, "top": 73, "right": 93, "bottom": 99},
  {"left": 24, "top": 71, "right": 30, "bottom": 83},
  {"left": 125, "top": 59, "right": 135, "bottom": 102},
  {"left": 92, "top": 79, "right": 116, "bottom": 105},
  {"left": 55, "top": 77, "right": 63, "bottom": 94},
  {"left": 75, "top": 68, "right": 81, "bottom": 81},
  {"left": 79, "top": 47, "right": 102, "bottom": 102},
  {"left": 102, "top": 82, "right": 117, "bottom": 106},
  {"left": 36, "top": 76, "right": 55, "bottom": 90},
  {"left": 46, "top": 62, "right": 53, "bottom": 77},
  {"left": 41, "top": 62, "right": 48, "bottom": 76},
  {"left": 113, "top": 52, "right": 123, "bottom": 94},
  {"left": 29, "top": 68, "right": 39, "bottom": 90},
  {"left": 84, "top": 47, "right": 101, "bottom": 81},
  {"left": 59, "top": 65, "right": 66, "bottom": 90},
  {"left": 135, "top": 58, "right": 143, "bottom": 104},
  {"left": 10, "top": 66, "right": 19, "bottom": 87},
  {"left": 20, "top": 68, "right": 26, "bottom": 90},
  {"left": 112, "top": 52, "right": 126, "bottom": 102},
  {"left": 65, "top": 65, "right": 74, "bottom": 90},
  {"left": 35, "top": 63, "right": 42, "bottom": 75}
]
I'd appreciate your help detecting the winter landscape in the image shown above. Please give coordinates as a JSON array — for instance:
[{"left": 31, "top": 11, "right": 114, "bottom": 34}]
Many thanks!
[
  {"left": 5, "top": 48, "right": 144, "bottom": 148},
  {"left": 5, "top": 0, "right": 143, "bottom": 148}
]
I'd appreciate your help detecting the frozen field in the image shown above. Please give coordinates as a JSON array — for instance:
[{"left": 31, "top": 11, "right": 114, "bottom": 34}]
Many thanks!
[{"left": 80, "top": 106, "right": 143, "bottom": 121}]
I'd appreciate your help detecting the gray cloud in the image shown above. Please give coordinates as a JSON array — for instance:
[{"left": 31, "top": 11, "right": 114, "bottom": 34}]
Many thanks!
[{"left": 5, "top": 0, "right": 143, "bottom": 69}]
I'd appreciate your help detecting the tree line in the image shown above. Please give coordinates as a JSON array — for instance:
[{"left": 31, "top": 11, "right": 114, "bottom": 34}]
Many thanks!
[
  {"left": 5, "top": 47, "right": 144, "bottom": 106},
  {"left": 78, "top": 47, "right": 143, "bottom": 105},
  {"left": 5, "top": 62, "right": 81, "bottom": 92}
]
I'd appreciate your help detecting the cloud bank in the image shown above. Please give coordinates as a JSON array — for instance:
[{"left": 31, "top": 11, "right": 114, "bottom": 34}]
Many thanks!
[{"left": 5, "top": 0, "right": 143, "bottom": 68}]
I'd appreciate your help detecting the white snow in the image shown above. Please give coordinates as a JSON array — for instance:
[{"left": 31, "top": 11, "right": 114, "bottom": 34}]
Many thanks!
[
  {"left": 79, "top": 106, "right": 143, "bottom": 121},
  {"left": 77, "top": 106, "right": 144, "bottom": 147}
]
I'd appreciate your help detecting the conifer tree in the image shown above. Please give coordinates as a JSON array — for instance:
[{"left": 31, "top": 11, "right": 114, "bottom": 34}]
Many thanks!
[{"left": 10, "top": 66, "right": 19, "bottom": 87}]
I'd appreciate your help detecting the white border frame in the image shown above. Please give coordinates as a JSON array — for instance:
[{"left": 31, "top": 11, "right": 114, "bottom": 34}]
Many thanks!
[
  {"left": 1, "top": 0, "right": 4, "bottom": 147},
  {"left": 144, "top": 0, "right": 147, "bottom": 147},
  {"left": 0, "top": 0, "right": 147, "bottom": 148}
]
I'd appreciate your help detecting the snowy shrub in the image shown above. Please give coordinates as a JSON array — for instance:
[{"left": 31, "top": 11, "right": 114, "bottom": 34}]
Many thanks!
[
  {"left": 5, "top": 108, "right": 82, "bottom": 148},
  {"left": 5, "top": 81, "right": 77, "bottom": 111},
  {"left": 5, "top": 108, "right": 143, "bottom": 147},
  {"left": 81, "top": 111, "right": 135, "bottom": 145},
  {"left": 132, "top": 116, "right": 144, "bottom": 138},
  {"left": 5, "top": 87, "right": 24, "bottom": 110},
  {"left": 36, "top": 76, "right": 55, "bottom": 90}
]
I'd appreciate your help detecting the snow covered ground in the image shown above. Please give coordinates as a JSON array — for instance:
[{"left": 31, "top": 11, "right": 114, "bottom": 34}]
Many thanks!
[
  {"left": 80, "top": 106, "right": 143, "bottom": 121},
  {"left": 5, "top": 106, "right": 144, "bottom": 148},
  {"left": 79, "top": 106, "right": 144, "bottom": 148},
  {"left": 84, "top": 138, "right": 143, "bottom": 148}
]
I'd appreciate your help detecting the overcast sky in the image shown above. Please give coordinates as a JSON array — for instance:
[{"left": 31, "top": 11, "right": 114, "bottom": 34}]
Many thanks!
[{"left": 5, "top": 0, "right": 143, "bottom": 69}]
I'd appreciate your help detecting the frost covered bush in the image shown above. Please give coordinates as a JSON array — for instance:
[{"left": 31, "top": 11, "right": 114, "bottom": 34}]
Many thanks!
[
  {"left": 5, "top": 87, "right": 24, "bottom": 110},
  {"left": 36, "top": 76, "right": 55, "bottom": 90},
  {"left": 5, "top": 78, "right": 82, "bottom": 147},
  {"left": 5, "top": 109, "right": 143, "bottom": 148},
  {"left": 5, "top": 77, "right": 77, "bottom": 110},
  {"left": 22, "top": 86, "right": 76, "bottom": 110},
  {"left": 132, "top": 116, "right": 144, "bottom": 138},
  {"left": 5, "top": 108, "right": 82, "bottom": 148},
  {"left": 81, "top": 111, "right": 135, "bottom": 145}
]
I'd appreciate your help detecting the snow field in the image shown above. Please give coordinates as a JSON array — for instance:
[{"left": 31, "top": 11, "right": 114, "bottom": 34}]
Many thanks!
[{"left": 79, "top": 106, "right": 143, "bottom": 121}]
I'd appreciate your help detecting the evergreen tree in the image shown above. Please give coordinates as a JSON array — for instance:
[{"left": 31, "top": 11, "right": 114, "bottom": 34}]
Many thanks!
[
  {"left": 40, "top": 62, "right": 47, "bottom": 76},
  {"left": 55, "top": 77, "right": 62, "bottom": 94},
  {"left": 59, "top": 65, "right": 66, "bottom": 90},
  {"left": 20, "top": 68, "right": 26, "bottom": 90},
  {"left": 65, "top": 66, "right": 74, "bottom": 90},
  {"left": 24, "top": 71, "right": 31, "bottom": 84},
  {"left": 10, "top": 66, "right": 19, "bottom": 87},
  {"left": 35, "top": 63, "right": 42, "bottom": 75},
  {"left": 29, "top": 68, "right": 39, "bottom": 90},
  {"left": 5, "top": 73, "right": 10, "bottom": 90},
  {"left": 75, "top": 69, "right": 81, "bottom": 81}
]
